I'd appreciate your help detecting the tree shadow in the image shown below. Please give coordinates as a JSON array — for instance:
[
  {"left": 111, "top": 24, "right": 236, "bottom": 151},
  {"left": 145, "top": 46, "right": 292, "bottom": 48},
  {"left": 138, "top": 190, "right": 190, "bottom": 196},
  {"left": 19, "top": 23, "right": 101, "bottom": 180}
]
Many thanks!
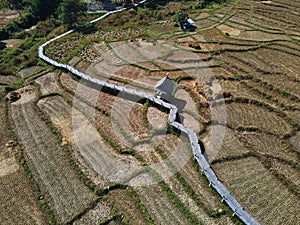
[{"left": 0, "top": 41, "right": 7, "bottom": 50}]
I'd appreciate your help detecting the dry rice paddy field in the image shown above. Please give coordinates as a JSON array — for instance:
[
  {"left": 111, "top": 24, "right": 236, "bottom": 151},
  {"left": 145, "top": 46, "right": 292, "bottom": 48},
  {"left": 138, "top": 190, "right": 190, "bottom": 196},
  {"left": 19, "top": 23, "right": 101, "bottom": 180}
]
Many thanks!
[
  {"left": 0, "top": 0, "right": 299, "bottom": 224},
  {"left": 0, "top": 9, "right": 19, "bottom": 28}
]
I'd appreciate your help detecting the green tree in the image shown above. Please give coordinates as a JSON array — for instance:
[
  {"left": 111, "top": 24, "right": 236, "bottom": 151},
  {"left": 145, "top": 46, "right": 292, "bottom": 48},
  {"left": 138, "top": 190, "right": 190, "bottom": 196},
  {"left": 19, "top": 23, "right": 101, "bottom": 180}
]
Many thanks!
[
  {"left": 196, "top": 0, "right": 227, "bottom": 9},
  {"left": 144, "top": 0, "right": 161, "bottom": 10},
  {"left": 172, "top": 10, "right": 188, "bottom": 23},
  {"left": 14, "top": 0, "right": 63, "bottom": 27},
  {"left": 6, "top": 0, "right": 22, "bottom": 10},
  {"left": 57, "top": 0, "right": 87, "bottom": 26}
]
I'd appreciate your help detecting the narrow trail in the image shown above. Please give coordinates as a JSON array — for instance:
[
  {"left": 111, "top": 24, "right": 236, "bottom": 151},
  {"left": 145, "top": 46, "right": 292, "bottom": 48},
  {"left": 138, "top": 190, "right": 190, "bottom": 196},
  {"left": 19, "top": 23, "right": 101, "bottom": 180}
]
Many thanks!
[{"left": 38, "top": 1, "right": 260, "bottom": 224}]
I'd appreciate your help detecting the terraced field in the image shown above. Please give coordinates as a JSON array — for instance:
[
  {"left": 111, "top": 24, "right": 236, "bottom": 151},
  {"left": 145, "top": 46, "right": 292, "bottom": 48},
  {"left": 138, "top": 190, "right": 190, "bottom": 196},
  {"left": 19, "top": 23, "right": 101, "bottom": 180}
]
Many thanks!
[
  {"left": 224, "top": 102, "right": 292, "bottom": 135},
  {"left": 213, "top": 157, "right": 299, "bottom": 225},
  {"left": 1, "top": 0, "right": 299, "bottom": 224},
  {"left": 134, "top": 185, "right": 193, "bottom": 225},
  {"left": 0, "top": 170, "right": 48, "bottom": 225},
  {"left": 1, "top": 6, "right": 44, "bottom": 213},
  {"left": 9, "top": 88, "right": 96, "bottom": 224},
  {"left": 0, "top": 100, "right": 47, "bottom": 225},
  {"left": 41, "top": 0, "right": 299, "bottom": 224},
  {"left": 73, "top": 201, "right": 112, "bottom": 225}
]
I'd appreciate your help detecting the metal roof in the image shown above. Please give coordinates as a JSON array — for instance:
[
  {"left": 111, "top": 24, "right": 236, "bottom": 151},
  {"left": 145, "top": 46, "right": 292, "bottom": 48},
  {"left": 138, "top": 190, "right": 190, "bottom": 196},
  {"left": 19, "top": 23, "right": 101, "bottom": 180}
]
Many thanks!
[
  {"left": 187, "top": 18, "right": 194, "bottom": 24},
  {"left": 154, "top": 76, "right": 175, "bottom": 96}
]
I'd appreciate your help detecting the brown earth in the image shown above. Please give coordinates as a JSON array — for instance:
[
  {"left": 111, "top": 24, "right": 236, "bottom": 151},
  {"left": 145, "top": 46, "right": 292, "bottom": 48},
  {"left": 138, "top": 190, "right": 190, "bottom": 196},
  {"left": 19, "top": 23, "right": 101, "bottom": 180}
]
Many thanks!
[{"left": 0, "top": 9, "right": 19, "bottom": 28}]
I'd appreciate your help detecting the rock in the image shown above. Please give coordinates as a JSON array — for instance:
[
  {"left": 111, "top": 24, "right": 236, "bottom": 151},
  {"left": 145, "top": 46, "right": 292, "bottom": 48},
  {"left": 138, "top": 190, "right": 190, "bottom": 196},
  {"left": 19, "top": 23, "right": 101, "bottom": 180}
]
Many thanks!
[
  {"left": 188, "top": 42, "right": 201, "bottom": 50},
  {"left": 6, "top": 91, "right": 21, "bottom": 102},
  {"left": 5, "top": 140, "right": 14, "bottom": 148},
  {"left": 61, "top": 138, "right": 68, "bottom": 146}
]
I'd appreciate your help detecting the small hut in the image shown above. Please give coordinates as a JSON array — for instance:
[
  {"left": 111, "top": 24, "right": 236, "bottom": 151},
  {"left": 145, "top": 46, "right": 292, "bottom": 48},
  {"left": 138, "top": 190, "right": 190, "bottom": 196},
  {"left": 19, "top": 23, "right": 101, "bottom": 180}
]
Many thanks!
[
  {"left": 154, "top": 76, "right": 175, "bottom": 100},
  {"left": 180, "top": 18, "right": 195, "bottom": 31}
]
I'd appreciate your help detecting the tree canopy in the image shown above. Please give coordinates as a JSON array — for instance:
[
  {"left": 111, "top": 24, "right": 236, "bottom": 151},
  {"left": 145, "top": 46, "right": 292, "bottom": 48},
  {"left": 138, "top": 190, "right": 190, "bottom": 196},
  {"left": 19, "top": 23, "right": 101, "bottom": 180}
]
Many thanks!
[
  {"left": 5, "top": 0, "right": 86, "bottom": 27},
  {"left": 4, "top": 0, "right": 63, "bottom": 29},
  {"left": 172, "top": 10, "right": 188, "bottom": 23},
  {"left": 56, "top": 0, "right": 87, "bottom": 26},
  {"left": 196, "top": 0, "right": 227, "bottom": 9}
]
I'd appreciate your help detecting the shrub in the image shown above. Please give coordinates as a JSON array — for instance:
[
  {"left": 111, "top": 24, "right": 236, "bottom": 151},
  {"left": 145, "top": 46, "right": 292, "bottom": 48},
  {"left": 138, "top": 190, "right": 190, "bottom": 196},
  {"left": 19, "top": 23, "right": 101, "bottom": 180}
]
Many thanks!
[
  {"left": 172, "top": 9, "right": 188, "bottom": 23},
  {"left": 56, "top": 0, "right": 87, "bottom": 26},
  {"left": 19, "top": 36, "right": 35, "bottom": 50}
]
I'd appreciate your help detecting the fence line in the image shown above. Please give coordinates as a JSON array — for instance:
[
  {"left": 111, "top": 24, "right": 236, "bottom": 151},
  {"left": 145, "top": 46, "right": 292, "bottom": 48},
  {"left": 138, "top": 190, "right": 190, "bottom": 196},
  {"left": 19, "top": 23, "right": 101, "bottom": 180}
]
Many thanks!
[{"left": 38, "top": 1, "right": 260, "bottom": 224}]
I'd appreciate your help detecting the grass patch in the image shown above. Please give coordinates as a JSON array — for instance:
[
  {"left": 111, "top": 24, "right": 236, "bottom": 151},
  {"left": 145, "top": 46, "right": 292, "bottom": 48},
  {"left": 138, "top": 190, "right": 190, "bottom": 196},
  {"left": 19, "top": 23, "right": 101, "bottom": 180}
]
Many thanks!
[
  {"left": 4, "top": 80, "right": 23, "bottom": 92},
  {"left": 126, "top": 187, "right": 155, "bottom": 225}
]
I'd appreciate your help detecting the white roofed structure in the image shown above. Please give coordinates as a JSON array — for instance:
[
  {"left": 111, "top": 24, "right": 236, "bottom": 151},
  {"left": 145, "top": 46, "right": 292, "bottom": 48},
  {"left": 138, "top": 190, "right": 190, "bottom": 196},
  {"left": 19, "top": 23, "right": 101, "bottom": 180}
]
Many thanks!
[
  {"left": 154, "top": 76, "right": 175, "bottom": 99},
  {"left": 187, "top": 18, "right": 194, "bottom": 24}
]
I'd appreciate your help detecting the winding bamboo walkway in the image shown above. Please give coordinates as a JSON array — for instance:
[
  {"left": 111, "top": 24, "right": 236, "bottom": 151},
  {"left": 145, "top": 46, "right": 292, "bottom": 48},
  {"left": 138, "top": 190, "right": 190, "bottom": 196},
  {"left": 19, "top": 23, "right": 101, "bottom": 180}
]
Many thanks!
[{"left": 38, "top": 1, "right": 260, "bottom": 224}]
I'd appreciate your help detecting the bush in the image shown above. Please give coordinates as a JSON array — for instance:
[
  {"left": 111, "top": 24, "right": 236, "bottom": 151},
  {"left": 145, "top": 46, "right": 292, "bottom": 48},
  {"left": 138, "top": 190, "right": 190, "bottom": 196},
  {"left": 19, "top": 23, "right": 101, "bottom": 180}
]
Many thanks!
[
  {"left": 56, "top": 0, "right": 87, "bottom": 26},
  {"left": 19, "top": 36, "right": 35, "bottom": 50},
  {"left": 144, "top": 0, "right": 161, "bottom": 10},
  {"left": 195, "top": 0, "right": 227, "bottom": 9},
  {"left": 1, "top": 47, "right": 22, "bottom": 64},
  {"left": 30, "top": 18, "right": 56, "bottom": 37},
  {"left": 172, "top": 9, "right": 188, "bottom": 22},
  {"left": 5, "top": 21, "right": 20, "bottom": 33},
  {"left": 0, "top": 64, "right": 17, "bottom": 76}
]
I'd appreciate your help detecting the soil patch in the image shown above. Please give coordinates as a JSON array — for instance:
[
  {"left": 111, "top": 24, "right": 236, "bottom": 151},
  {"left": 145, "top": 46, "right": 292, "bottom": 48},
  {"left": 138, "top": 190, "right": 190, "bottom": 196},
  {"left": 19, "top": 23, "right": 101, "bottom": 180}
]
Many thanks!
[
  {"left": 35, "top": 72, "right": 62, "bottom": 95},
  {"left": 1, "top": 39, "right": 21, "bottom": 48},
  {"left": 218, "top": 24, "right": 241, "bottom": 37},
  {"left": 0, "top": 9, "right": 19, "bottom": 27}
]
